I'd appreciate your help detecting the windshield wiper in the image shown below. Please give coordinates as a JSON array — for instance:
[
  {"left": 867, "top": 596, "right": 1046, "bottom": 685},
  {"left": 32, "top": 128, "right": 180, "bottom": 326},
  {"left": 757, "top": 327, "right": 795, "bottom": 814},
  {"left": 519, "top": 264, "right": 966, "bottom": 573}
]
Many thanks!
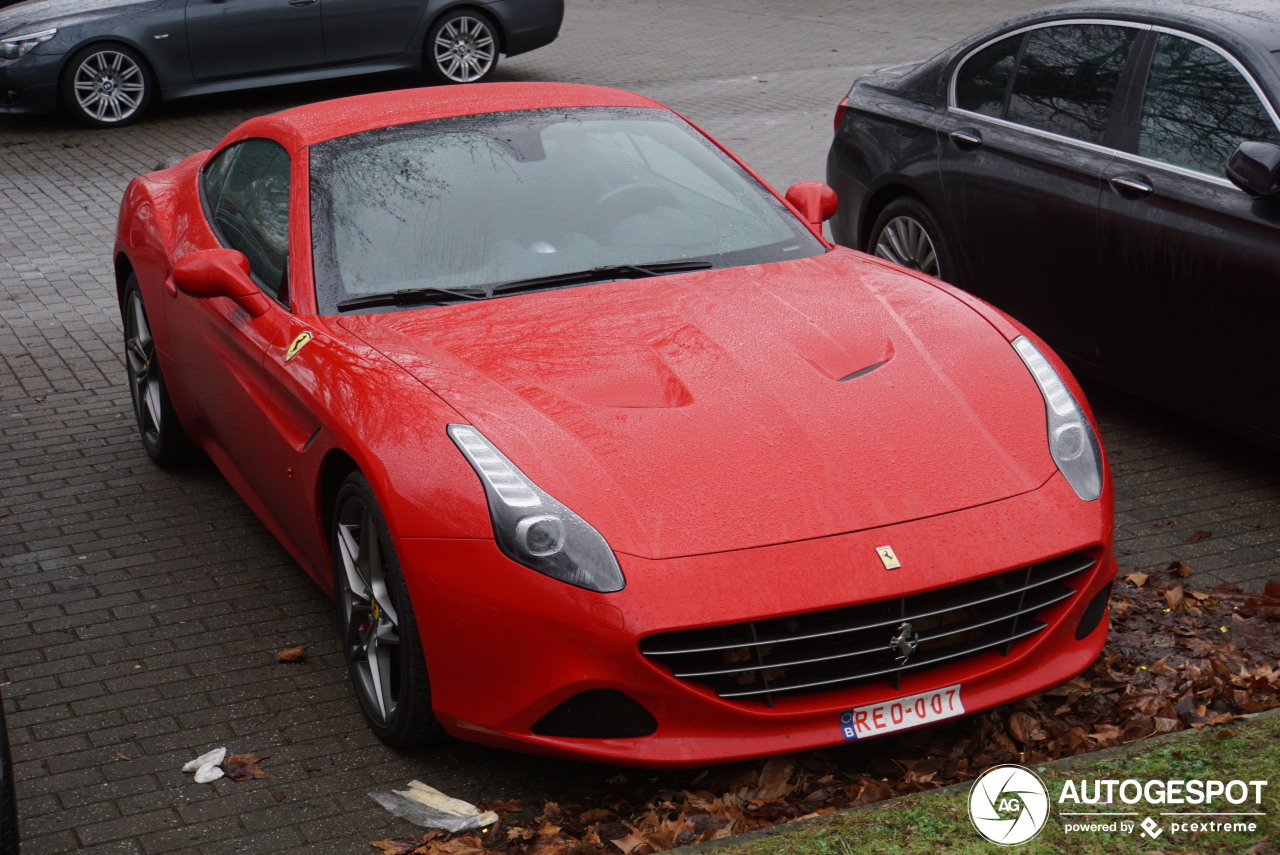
[
  {"left": 489, "top": 260, "right": 714, "bottom": 295},
  {"left": 336, "top": 261, "right": 714, "bottom": 311},
  {"left": 336, "top": 286, "right": 488, "bottom": 312}
]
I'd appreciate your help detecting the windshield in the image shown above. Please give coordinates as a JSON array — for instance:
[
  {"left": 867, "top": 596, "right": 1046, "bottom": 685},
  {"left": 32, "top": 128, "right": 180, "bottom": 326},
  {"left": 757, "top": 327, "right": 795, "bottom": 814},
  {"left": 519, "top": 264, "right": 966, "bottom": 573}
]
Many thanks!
[{"left": 309, "top": 106, "right": 824, "bottom": 313}]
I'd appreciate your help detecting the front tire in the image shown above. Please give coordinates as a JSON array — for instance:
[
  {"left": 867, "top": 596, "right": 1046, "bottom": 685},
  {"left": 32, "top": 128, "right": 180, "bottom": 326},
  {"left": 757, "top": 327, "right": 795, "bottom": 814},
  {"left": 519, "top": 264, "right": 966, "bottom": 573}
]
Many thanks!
[
  {"left": 62, "top": 44, "right": 153, "bottom": 128},
  {"left": 331, "top": 472, "right": 443, "bottom": 747},
  {"left": 122, "top": 277, "right": 193, "bottom": 467},
  {"left": 869, "top": 197, "right": 956, "bottom": 283},
  {"left": 424, "top": 10, "right": 499, "bottom": 84}
]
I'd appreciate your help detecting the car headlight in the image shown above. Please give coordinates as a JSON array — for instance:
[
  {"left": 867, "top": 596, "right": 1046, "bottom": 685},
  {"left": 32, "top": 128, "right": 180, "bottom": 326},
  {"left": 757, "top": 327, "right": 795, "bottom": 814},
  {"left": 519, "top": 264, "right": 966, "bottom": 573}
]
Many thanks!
[
  {"left": 0, "top": 29, "right": 57, "bottom": 60},
  {"left": 1012, "top": 336, "right": 1103, "bottom": 501},
  {"left": 448, "top": 424, "right": 625, "bottom": 593}
]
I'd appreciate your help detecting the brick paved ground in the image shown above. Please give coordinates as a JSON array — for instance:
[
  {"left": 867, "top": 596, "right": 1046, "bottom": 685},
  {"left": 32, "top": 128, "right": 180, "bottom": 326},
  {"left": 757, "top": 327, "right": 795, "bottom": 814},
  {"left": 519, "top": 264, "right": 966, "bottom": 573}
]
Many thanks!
[{"left": 2, "top": 1, "right": 1279, "bottom": 853}]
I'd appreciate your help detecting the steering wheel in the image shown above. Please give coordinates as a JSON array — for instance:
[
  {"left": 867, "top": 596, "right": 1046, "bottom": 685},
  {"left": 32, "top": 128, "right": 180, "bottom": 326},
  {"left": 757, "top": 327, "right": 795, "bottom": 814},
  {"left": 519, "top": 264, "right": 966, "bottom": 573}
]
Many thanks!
[{"left": 597, "top": 181, "right": 680, "bottom": 219}]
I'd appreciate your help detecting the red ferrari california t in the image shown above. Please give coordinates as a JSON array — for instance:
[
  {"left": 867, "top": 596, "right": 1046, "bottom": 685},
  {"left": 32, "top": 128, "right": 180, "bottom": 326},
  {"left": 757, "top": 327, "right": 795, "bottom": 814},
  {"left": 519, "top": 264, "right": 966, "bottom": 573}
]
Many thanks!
[{"left": 114, "top": 82, "right": 1115, "bottom": 767}]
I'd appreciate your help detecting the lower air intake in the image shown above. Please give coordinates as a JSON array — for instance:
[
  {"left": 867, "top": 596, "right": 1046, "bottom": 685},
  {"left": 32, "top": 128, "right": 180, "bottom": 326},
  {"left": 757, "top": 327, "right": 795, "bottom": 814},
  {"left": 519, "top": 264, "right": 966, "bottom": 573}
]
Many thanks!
[{"left": 531, "top": 689, "right": 658, "bottom": 738}]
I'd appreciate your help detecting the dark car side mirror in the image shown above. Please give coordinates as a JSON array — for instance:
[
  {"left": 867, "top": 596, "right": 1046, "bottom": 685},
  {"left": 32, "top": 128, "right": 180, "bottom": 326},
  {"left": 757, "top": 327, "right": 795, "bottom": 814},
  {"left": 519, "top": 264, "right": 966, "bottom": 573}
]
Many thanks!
[
  {"left": 785, "top": 181, "right": 838, "bottom": 228},
  {"left": 173, "top": 249, "right": 272, "bottom": 317},
  {"left": 1226, "top": 140, "right": 1280, "bottom": 198}
]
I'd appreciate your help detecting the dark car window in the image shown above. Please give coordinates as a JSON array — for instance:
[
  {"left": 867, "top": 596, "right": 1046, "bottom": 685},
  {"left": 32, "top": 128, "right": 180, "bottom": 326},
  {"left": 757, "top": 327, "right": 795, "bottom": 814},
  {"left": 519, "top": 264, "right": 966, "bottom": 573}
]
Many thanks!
[
  {"left": 955, "top": 33, "right": 1024, "bottom": 116},
  {"left": 1138, "top": 34, "right": 1280, "bottom": 176},
  {"left": 1005, "top": 24, "right": 1138, "bottom": 143},
  {"left": 202, "top": 139, "right": 291, "bottom": 303}
]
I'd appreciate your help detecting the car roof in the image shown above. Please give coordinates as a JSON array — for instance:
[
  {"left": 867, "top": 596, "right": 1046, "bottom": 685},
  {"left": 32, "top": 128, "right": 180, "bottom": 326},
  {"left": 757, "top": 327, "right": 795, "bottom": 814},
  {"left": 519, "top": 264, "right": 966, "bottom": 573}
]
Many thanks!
[
  {"left": 1005, "top": 0, "right": 1280, "bottom": 53},
  {"left": 221, "top": 82, "right": 669, "bottom": 152},
  {"left": 880, "top": 0, "right": 1280, "bottom": 104}
]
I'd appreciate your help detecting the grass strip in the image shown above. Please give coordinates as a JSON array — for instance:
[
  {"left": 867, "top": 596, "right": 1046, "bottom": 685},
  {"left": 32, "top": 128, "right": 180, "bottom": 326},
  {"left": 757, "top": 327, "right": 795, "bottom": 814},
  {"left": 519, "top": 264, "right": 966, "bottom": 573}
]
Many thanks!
[{"left": 703, "top": 712, "right": 1280, "bottom": 855}]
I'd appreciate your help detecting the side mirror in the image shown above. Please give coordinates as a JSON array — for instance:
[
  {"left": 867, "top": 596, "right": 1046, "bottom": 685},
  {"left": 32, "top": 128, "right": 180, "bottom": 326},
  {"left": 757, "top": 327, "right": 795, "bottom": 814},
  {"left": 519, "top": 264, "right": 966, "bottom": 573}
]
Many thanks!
[
  {"left": 785, "top": 181, "right": 838, "bottom": 228},
  {"left": 1226, "top": 140, "right": 1280, "bottom": 198},
  {"left": 173, "top": 249, "right": 271, "bottom": 318}
]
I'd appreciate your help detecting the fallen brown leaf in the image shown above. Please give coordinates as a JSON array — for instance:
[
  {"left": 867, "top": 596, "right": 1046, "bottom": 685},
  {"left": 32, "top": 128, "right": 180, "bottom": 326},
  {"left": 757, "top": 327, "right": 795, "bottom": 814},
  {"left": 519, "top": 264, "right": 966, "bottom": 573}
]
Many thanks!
[
  {"left": 221, "top": 753, "right": 272, "bottom": 781},
  {"left": 610, "top": 830, "right": 649, "bottom": 854},
  {"left": 369, "top": 840, "right": 422, "bottom": 855},
  {"left": 275, "top": 645, "right": 306, "bottom": 662}
]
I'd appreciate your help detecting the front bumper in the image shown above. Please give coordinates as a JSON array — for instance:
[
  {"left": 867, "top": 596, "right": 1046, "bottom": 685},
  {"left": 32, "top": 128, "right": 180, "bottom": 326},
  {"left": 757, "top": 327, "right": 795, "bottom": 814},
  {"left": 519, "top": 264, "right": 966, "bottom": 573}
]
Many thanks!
[
  {"left": 0, "top": 51, "right": 63, "bottom": 116},
  {"left": 399, "top": 471, "right": 1114, "bottom": 767}
]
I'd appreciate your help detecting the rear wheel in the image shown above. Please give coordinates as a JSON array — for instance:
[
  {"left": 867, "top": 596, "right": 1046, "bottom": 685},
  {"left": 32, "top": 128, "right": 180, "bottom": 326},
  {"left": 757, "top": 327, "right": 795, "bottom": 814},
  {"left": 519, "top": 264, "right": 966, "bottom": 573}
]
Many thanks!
[
  {"left": 62, "top": 44, "right": 153, "bottom": 127},
  {"left": 424, "top": 10, "right": 499, "bottom": 84},
  {"left": 122, "top": 277, "right": 193, "bottom": 467},
  {"left": 331, "top": 472, "right": 443, "bottom": 747},
  {"left": 869, "top": 197, "right": 956, "bottom": 283}
]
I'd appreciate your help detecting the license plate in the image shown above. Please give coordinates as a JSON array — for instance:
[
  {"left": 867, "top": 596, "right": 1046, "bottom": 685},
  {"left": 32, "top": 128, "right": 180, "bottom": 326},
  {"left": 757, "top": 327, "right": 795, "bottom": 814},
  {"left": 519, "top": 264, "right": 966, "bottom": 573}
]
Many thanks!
[{"left": 839, "top": 685, "right": 964, "bottom": 740}]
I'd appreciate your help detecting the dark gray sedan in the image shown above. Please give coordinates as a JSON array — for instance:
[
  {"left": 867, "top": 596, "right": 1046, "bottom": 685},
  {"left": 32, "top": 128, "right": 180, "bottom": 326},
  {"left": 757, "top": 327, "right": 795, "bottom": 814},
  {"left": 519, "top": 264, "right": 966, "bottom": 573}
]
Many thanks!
[
  {"left": 827, "top": 0, "right": 1280, "bottom": 448},
  {"left": 0, "top": 0, "right": 563, "bottom": 127}
]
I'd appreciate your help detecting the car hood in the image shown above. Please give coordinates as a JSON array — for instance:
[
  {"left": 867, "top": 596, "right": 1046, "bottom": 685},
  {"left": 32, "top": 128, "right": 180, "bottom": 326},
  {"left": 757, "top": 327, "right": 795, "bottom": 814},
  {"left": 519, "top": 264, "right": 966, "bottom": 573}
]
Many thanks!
[
  {"left": 0, "top": 0, "right": 162, "bottom": 37},
  {"left": 338, "top": 249, "right": 1056, "bottom": 560}
]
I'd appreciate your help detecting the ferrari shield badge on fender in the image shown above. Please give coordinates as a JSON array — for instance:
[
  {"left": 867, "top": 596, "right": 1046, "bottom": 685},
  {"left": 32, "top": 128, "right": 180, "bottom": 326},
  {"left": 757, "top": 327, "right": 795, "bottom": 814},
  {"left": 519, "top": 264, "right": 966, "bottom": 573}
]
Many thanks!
[
  {"left": 877, "top": 545, "right": 901, "bottom": 570},
  {"left": 285, "top": 331, "right": 314, "bottom": 362}
]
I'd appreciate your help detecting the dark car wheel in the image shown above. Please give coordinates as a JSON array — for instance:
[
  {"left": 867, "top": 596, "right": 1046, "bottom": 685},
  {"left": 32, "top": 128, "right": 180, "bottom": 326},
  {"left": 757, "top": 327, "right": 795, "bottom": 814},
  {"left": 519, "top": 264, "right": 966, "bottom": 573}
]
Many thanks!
[
  {"left": 331, "top": 472, "right": 443, "bottom": 747},
  {"left": 122, "top": 278, "right": 193, "bottom": 467},
  {"left": 424, "top": 10, "right": 499, "bottom": 84},
  {"left": 62, "top": 44, "right": 153, "bottom": 128},
  {"left": 869, "top": 197, "right": 956, "bottom": 283},
  {"left": 0, "top": 694, "right": 16, "bottom": 855}
]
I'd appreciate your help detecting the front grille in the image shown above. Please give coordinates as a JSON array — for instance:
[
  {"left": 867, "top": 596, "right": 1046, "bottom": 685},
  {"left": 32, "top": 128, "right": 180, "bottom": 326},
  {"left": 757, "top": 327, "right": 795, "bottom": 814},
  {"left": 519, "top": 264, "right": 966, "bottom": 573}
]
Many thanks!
[{"left": 640, "top": 550, "right": 1095, "bottom": 705}]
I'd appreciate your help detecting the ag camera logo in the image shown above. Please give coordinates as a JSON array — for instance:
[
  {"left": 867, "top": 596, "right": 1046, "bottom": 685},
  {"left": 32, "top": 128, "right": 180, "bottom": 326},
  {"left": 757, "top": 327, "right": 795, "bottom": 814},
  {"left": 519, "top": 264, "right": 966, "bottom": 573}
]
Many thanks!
[{"left": 969, "top": 764, "right": 1050, "bottom": 845}]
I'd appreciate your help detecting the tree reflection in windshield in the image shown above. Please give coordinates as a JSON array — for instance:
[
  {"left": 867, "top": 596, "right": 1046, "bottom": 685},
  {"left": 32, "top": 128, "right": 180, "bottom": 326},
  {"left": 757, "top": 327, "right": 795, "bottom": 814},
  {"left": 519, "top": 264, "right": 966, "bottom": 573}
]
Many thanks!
[{"left": 308, "top": 107, "right": 823, "bottom": 313}]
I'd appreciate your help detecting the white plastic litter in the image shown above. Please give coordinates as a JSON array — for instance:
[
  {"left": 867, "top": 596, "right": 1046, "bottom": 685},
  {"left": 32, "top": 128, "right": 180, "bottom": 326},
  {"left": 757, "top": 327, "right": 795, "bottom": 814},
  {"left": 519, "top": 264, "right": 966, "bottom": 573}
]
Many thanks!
[
  {"left": 182, "top": 747, "right": 227, "bottom": 783},
  {"left": 369, "top": 780, "right": 499, "bottom": 832},
  {"left": 194, "top": 764, "right": 225, "bottom": 784}
]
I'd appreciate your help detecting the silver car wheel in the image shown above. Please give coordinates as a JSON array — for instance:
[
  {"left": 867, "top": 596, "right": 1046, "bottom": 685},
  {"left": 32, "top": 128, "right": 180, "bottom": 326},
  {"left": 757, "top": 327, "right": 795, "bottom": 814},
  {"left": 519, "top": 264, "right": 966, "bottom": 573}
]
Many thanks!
[
  {"left": 335, "top": 496, "right": 402, "bottom": 723},
  {"left": 433, "top": 15, "right": 496, "bottom": 83},
  {"left": 124, "top": 289, "right": 162, "bottom": 446},
  {"left": 874, "top": 214, "right": 940, "bottom": 278},
  {"left": 73, "top": 49, "right": 147, "bottom": 124}
]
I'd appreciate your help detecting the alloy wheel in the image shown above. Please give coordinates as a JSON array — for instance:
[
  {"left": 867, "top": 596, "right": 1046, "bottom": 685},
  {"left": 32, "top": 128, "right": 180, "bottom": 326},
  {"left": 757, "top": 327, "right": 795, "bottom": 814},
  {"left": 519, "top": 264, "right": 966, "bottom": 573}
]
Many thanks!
[
  {"left": 433, "top": 16, "right": 496, "bottom": 83},
  {"left": 335, "top": 497, "right": 402, "bottom": 723},
  {"left": 73, "top": 49, "right": 146, "bottom": 124},
  {"left": 124, "top": 290, "right": 162, "bottom": 447},
  {"left": 874, "top": 215, "right": 940, "bottom": 278}
]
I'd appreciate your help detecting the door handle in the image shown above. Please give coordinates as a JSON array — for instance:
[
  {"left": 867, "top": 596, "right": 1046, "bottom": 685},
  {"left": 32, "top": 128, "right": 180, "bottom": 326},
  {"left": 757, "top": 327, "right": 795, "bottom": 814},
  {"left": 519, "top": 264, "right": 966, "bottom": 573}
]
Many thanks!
[
  {"left": 289, "top": 0, "right": 318, "bottom": 6},
  {"left": 1108, "top": 174, "right": 1154, "bottom": 199},
  {"left": 949, "top": 128, "right": 983, "bottom": 150}
]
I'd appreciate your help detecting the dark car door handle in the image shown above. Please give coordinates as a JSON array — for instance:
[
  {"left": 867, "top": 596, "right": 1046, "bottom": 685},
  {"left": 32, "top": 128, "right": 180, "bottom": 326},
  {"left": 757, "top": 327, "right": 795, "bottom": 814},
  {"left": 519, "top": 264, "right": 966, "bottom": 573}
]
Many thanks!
[
  {"left": 1108, "top": 175, "right": 1154, "bottom": 199},
  {"left": 949, "top": 128, "right": 983, "bottom": 150},
  {"left": 289, "top": 0, "right": 318, "bottom": 5}
]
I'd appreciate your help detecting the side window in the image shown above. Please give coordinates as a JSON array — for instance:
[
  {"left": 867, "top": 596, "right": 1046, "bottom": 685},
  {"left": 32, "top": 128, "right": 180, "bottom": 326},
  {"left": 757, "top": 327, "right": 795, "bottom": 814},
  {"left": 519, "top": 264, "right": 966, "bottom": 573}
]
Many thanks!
[
  {"left": 201, "top": 139, "right": 291, "bottom": 303},
  {"left": 1005, "top": 24, "right": 1137, "bottom": 143},
  {"left": 1138, "top": 34, "right": 1280, "bottom": 176},
  {"left": 202, "top": 146, "right": 235, "bottom": 215},
  {"left": 955, "top": 34, "right": 1024, "bottom": 117}
]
